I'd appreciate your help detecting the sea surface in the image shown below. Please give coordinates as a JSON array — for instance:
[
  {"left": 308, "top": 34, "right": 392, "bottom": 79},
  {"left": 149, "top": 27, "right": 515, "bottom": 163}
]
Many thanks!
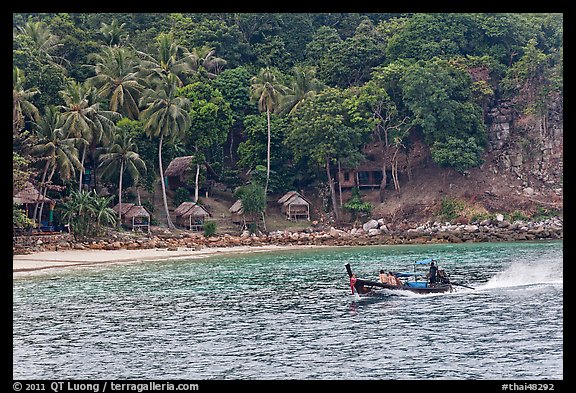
[{"left": 13, "top": 241, "right": 563, "bottom": 380}]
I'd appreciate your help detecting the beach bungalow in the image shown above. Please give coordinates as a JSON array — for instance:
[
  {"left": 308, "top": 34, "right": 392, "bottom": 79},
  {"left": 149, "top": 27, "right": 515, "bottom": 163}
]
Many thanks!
[
  {"left": 277, "top": 191, "right": 311, "bottom": 221},
  {"left": 229, "top": 199, "right": 257, "bottom": 225},
  {"left": 174, "top": 201, "right": 210, "bottom": 231},
  {"left": 13, "top": 181, "right": 56, "bottom": 230},
  {"left": 164, "top": 155, "right": 194, "bottom": 190},
  {"left": 112, "top": 203, "right": 151, "bottom": 232}
]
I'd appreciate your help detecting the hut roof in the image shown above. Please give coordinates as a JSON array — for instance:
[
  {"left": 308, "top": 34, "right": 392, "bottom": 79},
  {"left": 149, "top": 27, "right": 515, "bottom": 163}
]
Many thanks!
[
  {"left": 165, "top": 156, "right": 194, "bottom": 177},
  {"left": 13, "top": 182, "right": 52, "bottom": 204},
  {"left": 175, "top": 201, "right": 210, "bottom": 218},
  {"left": 283, "top": 195, "right": 309, "bottom": 207},
  {"left": 182, "top": 204, "right": 210, "bottom": 218},
  {"left": 123, "top": 205, "right": 151, "bottom": 219},
  {"left": 278, "top": 191, "right": 298, "bottom": 204},
  {"left": 278, "top": 191, "right": 309, "bottom": 206},
  {"left": 112, "top": 203, "right": 135, "bottom": 215},
  {"left": 229, "top": 199, "right": 244, "bottom": 214}
]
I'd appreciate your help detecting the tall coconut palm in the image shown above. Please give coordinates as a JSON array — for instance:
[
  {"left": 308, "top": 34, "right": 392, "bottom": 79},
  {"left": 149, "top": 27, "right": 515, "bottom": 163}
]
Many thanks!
[
  {"left": 16, "top": 20, "right": 68, "bottom": 71},
  {"left": 30, "top": 105, "right": 83, "bottom": 224},
  {"left": 135, "top": 32, "right": 197, "bottom": 87},
  {"left": 58, "top": 80, "right": 120, "bottom": 191},
  {"left": 250, "top": 67, "right": 288, "bottom": 194},
  {"left": 99, "top": 19, "right": 128, "bottom": 47},
  {"left": 87, "top": 46, "right": 145, "bottom": 119},
  {"left": 99, "top": 129, "right": 147, "bottom": 224},
  {"left": 139, "top": 73, "right": 190, "bottom": 229},
  {"left": 13, "top": 67, "right": 40, "bottom": 135},
  {"left": 278, "top": 65, "right": 325, "bottom": 116}
]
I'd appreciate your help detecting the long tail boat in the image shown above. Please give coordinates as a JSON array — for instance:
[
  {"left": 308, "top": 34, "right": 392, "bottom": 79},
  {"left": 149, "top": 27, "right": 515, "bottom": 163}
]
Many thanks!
[{"left": 345, "top": 259, "right": 454, "bottom": 296}]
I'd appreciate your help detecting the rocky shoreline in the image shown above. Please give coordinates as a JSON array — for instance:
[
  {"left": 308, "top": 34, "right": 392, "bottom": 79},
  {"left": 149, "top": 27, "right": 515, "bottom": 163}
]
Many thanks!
[{"left": 13, "top": 216, "right": 563, "bottom": 255}]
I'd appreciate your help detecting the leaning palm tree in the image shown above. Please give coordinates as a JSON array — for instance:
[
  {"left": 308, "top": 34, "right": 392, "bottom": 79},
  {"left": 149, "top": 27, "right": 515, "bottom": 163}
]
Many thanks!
[
  {"left": 13, "top": 67, "right": 40, "bottom": 135},
  {"left": 250, "top": 67, "right": 288, "bottom": 194},
  {"left": 58, "top": 80, "right": 120, "bottom": 191},
  {"left": 87, "top": 46, "right": 145, "bottom": 119},
  {"left": 99, "top": 129, "right": 147, "bottom": 224},
  {"left": 277, "top": 65, "right": 325, "bottom": 116},
  {"left": 134, "top": 32, "right": 197, "bottom": 87},
  {"left": 30, "top": 105, "right": 83, "bottom": 224},
  {"left": 139, "top": 73, "right": 190, "bottom": 229}
]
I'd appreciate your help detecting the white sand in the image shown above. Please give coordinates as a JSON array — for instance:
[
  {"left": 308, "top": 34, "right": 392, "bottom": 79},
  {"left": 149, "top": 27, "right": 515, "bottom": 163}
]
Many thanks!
[{"left": 13, "top": 244, "right": 319, "bottom": 276}]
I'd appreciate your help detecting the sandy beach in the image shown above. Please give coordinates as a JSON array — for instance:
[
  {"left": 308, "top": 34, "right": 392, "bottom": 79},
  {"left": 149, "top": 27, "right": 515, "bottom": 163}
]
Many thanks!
[{"left": 13, "top": 244, "right": 319, "bottom": 277}]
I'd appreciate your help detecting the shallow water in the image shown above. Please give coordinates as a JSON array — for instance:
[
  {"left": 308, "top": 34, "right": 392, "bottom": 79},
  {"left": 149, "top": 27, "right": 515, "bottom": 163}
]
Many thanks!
[{"left": 13, "top": 241, "right": 563, "bottom": 380}]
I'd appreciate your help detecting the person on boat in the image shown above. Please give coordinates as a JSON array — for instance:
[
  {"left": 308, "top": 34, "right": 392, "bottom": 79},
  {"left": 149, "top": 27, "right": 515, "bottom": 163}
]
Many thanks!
[
  {"left": 388, "top": 271, "right": 403, "bottom": 287},
  {"left": 350, "top": 274, "right": 358, "bottom": 294},
  {"left": 437, "top": 269, "right": 450, "bottom": 285},
  {"left": 379, "top": 269, "right": 389, "bottom": 284},
  {"left": 429, "top": 261, "right": 438, "bottom": 285}
]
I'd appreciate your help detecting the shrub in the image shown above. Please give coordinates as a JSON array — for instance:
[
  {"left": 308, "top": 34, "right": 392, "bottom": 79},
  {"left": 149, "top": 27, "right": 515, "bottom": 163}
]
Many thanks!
[
  {"left": 203, "top": 220, "right": 217, "bottom": 237},
  {"left": 438, "top": 196, "right": 466, "bottom": 222}
]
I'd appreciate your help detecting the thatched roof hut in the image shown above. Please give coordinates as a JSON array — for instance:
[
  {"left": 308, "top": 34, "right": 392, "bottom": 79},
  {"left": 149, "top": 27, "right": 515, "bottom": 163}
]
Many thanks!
[
  {"left": 228, "top": 199, "right": 258, "bottom": 225},
  {"left": 112, "top": 202, "right": 135, "bottom": 216},
  {"left": 13, "top": 182, "right": 52, "bottom": 205},
  {"left": 277, "top": 191, "right": 310, "bottom": 221},
  {"left": 112, "top": 203, "right": 150, "bottom": 232},
  {"left": 175, "top": 201, "right": 210, "bottom": 230},
  {"left": 164, "top": 156, "right": 194, "bottom": 190}
]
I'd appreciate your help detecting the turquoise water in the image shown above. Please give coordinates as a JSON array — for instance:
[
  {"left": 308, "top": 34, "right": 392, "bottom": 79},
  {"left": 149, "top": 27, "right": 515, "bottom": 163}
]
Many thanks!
[{"left": 13, "top": 241, "right": 563, "bottom": 380}]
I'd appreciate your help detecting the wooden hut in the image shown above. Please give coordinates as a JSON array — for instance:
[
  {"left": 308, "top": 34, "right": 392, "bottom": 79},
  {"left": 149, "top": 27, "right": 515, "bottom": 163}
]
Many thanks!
[
  {"left": 277, "top": 191, "right": 311, "bottom": 221},
  {"left": 13, "top": 182, "right": 55, "bottom": 229},
  {"left": 164, "top": 156, "right": 194, "bottom": 190},
  {"left": 229, "top": 199, "right": 257, "bottom": 225},
  {"left": 112, "top": 203, "right": 151, "bottom": 232},
  {"left": 174, "top": 201, "right": 210, "bottom": 231}
]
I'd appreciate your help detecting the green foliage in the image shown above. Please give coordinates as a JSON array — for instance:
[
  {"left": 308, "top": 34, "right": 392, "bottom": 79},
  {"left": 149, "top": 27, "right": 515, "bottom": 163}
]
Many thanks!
[
  {"left": 234, "top": 183, "right": 266, "bottom": 216},
  {"left": 61, "top": 190, "right": 116, "bottom": 237},
  {"left": 531, "top": 206, "right": 560, "bottom": 221},
  {"left": 203, "top": 220, "right": 217, "bottom": 237},
  {"left": 173, "top": 187, "right": 191, "bottom": 207},
  {"left": 343, "top": 187, "right": 372, "bottom": 221},
  {"left": 430, "top": 136, "right": 485, "bottom": 173},
  {"left": 13, "top": 203, "right": 35, "bottom": 228},
  {"left": 438, "top": 196, "right": 466, "bottom": 222}
]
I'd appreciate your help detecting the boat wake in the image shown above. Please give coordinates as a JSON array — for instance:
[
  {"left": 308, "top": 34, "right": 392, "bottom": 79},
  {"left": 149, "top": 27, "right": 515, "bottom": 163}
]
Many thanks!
[{"left": 477, "top": 259, "right": 563, "bottom": 290}]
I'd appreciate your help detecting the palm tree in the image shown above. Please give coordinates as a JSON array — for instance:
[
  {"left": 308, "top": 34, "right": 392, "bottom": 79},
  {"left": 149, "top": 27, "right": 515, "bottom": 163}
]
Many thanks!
[
  {"left": 58, "top": 80, "right": 120, "bottom": 191},
  {"left": 135, "top": 32, "right": 197, "bottom": 87},
  {"left": 191, "top": 45, "right": 227, "bottom": 78},
  {"left": 278, "top": 65, "right": 325, "bottom": 116},
  {"left": 91, "top": 195, "right": 117, "bottom": 232},
  {"left": 87, "top": 46, "right": 145, "bottom": 119},
  {"left": 30, "top": 105, "right": 83, "bottom": 224},
  {"left": 13, "top": 67, "right": 40, "bottom": 135},
  {"left": 139, "top": 73, "right": 190, "bottom": 229},
  {"left": 99, "top": 129, "right": 147, "bottom": 224},
  {"left": 16, "top": 21, "right": 68, "bottom": 71},
  {"left": 99, "top": 19, "right": 128, "bottom": 47},
  {"left": 250, "top": 67, "right": 288, "bottom": 194}
]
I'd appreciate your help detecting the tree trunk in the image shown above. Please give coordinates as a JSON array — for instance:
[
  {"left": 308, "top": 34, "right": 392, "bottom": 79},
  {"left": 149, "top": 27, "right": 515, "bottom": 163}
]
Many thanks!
[
  {"left": 38, "top": 164, "right": 56, "bottom": 228},
  {"left": 33, "top": 159, "right": 50, "bottom": 225},
  {"left": 194, "top": 163, "right": 200, "bottom": 202},
  {"left": 338, "top": 160, "right": 343, "bottom": 207},
  {"left": 118, "top": 160, "right": 124, "bottom": 226},
  {"left": 158, "top": 134, "right": 175, "bottom": 229},
  {"left": 78, "top": 144, "right": 86, "bottom": 192},
  {"left": 326, "top": 156, "right": 339, "bottom": 222},
  {"left": 265, "top": 108, "right": 271, "bottom": 195}
]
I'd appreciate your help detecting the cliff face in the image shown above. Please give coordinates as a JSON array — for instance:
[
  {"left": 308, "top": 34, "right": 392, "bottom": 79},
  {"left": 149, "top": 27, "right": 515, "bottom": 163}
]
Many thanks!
[{"left": 486, "top": 97, "right": 563, "bottom": 190}]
